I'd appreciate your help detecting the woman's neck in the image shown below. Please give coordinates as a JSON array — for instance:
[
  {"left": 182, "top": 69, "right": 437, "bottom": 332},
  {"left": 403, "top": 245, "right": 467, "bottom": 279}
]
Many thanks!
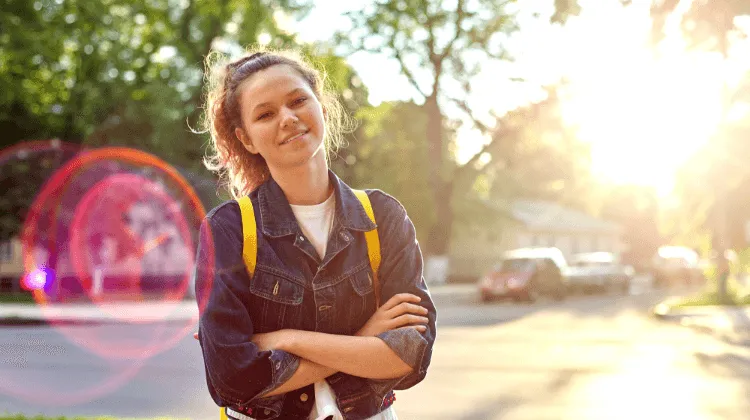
[{"left": 270, "top": 157, "right": 332, "bottom": 205}]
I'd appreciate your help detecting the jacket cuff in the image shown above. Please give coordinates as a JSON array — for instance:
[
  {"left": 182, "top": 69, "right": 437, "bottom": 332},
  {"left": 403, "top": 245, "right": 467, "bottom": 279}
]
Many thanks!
[
  {"left": 377, "top": 327, "right": 427, "bottom": 369},
  {"left": 369, "top": 328, "right": 428, "bottom": 397},
  {"left": 247, "top": 350, "right": 300, "bottom": 413}
]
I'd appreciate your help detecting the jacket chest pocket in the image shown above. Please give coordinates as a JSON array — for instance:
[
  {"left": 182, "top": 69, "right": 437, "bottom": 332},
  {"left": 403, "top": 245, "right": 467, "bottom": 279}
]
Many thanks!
[
  {"left": 345, "top": 268, "right": 377, "bottom": 334},
  {"left": 248, "top": 270, "right": 304, "bottom": 333}
]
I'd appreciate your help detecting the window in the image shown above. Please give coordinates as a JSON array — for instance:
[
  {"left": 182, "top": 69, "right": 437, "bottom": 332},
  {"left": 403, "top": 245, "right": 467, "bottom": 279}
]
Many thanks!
[{"left": 0, "top": 241, "right": 12, "bottom": 262}]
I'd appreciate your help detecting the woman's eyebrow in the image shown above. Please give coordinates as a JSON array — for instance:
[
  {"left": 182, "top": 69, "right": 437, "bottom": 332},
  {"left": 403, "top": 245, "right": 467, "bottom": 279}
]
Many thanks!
[{"left": 252, "top": 88, "right": 307, "bottom": 112}]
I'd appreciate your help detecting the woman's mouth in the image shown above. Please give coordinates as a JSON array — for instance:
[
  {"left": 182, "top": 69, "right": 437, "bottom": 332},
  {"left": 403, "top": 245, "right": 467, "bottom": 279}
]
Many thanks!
[{"left": 280, "top": 130, "right": 308, "bottom": 145}]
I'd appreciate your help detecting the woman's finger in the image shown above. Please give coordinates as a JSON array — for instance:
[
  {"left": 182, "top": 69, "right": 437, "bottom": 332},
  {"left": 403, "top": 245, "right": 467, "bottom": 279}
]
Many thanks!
[
  {"left": 381, "top": 293, "right": 421, "bottom": 311},
  {"left": 386, "top": 302, "right": 427, "bottom": 318},
  {"left": 390, "top": 314, "right": 429, "bottom": 329},
  {"left": 400, "top": 325, "right": 428, "bottom": 333}
]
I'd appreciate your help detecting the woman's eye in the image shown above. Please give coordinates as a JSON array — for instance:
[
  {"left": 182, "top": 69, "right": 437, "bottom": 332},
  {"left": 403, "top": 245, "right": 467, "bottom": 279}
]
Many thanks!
[
  {"left": 256, "top": 112, "right": 272, "bottom": 121},
  {"left": 292, "top": 97, "right": 307, "bottom": 106}
]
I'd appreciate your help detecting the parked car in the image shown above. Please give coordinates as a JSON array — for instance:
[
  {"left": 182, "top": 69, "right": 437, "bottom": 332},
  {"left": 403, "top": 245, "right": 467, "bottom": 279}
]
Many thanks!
[
  {"left": 478, "top": 247, "right": 568, "bottom": 303},
  {"left": 565, "top": 252, "right": 633, "bottom": 294},
  {"left": 652, "top": 246, "right": 704, "bottom": 287}
]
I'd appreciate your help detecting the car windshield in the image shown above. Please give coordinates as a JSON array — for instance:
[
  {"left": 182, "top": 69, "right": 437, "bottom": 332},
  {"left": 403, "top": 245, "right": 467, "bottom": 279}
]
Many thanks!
[
  {"left": 572, "top": 260, "right": 610, "bottom": 267},
  {"left": 499, "top": 258, "right": 535, "bottom": 272}
]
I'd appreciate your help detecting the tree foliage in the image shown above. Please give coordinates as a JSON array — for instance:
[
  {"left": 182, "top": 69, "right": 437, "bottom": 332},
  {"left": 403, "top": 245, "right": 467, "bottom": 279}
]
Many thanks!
[
  {"left": 0, "top": 0, "right": 379, "bottom": 237},
  {"left": 0, "top": 0, "right": 310, "bottom": 165},
  {"left": 340, "top": 0, "right": 582, "bottom": 256},
  {"left": 650, "top": 0, "right": 750, "bottom": 250}
]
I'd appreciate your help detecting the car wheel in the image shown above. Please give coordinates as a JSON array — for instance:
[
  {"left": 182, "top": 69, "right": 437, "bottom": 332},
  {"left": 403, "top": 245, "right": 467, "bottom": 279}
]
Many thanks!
[
  {"left": 553, "top": 285, "right": 566, "bottom": 301},
  {"left": 524, "top": 286, "right": 540, "bottom": 303},
  {"left": 621, "top": 279, "right": 631, "bottom": 295}
]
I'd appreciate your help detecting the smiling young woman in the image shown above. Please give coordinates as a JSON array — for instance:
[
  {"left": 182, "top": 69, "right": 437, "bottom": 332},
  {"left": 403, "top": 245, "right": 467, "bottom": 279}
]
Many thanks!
[{"left": 194, "top": 49, "right": 437, "bottom": 420}]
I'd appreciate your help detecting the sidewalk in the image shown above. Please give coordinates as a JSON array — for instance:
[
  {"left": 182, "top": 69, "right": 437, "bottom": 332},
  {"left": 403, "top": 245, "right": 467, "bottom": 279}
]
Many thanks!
[
  {"left": 653, "top": 303, "right": 750, "bottom": 346},
  {"left": 0, "top": 300, "right": 200, "bottom": 325},
  {"left": 0, "top": 283, "right": 477, "bottom": 325}
]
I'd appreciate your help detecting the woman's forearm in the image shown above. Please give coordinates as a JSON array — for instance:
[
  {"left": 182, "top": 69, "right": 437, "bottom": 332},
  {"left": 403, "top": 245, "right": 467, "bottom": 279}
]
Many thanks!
[
  {"left": 282, "top": 330, "right": 412, "bottom": 379},
  {"left": 262, "top": 359, "right": 337, "bottom": 397}
]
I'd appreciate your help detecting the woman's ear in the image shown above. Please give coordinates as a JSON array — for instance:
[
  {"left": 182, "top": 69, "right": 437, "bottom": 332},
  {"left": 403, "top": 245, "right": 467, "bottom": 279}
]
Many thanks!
[{"left": 235, "top": 127, "right": 259, "bottom": 154}]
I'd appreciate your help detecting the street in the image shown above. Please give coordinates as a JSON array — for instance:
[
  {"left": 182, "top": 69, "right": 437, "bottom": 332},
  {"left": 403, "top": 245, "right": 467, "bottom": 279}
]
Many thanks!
[{"left": 2, "top": 289, "right": 750, "bottom": 420}]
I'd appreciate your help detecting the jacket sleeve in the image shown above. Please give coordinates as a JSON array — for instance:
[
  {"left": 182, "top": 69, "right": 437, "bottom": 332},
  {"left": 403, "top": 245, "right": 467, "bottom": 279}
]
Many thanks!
[
  {"left": 367, "top": 191, "right": 437, "bottom": 396},
  {"left": 194, "top": 210, "right": 300, "bottom": 409}
]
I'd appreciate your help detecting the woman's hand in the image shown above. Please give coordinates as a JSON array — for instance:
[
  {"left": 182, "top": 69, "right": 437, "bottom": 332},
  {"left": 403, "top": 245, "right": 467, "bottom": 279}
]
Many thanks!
[
  {"left": 355, "top": 293, "right": 429, "bottom": 337},
  {"left": 191, "top": 293, "right": 429, "bottom": 342}
]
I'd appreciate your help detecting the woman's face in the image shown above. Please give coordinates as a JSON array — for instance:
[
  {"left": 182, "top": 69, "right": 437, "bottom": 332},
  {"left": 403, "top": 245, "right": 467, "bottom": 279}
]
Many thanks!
[{"left": 234, "top": 64, "right": 326, "bottom": 172}]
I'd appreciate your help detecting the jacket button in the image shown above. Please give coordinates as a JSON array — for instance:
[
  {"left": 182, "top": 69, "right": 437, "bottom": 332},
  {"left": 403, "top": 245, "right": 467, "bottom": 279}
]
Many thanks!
[
  {"left": 264, "top": 409, "right": 271, "bottom": 415},
  {"left": 300, "top": 393, "right": 308, "bottom": 402},
  {"left": 299, "top": 236, "right": 305, "bottom": 242}
]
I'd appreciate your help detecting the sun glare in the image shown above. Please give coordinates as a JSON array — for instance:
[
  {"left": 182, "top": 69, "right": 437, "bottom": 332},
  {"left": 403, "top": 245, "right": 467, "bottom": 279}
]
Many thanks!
[{"left": 557, "top": 1, "right": 726, "bottom": 196}]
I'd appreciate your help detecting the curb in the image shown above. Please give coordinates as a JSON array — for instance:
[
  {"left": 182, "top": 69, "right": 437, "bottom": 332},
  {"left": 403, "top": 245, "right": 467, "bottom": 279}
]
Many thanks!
[
  {"left": 679, "top": 316, "right": 750, "bottom": 346},
  {"left": 652, "top": 304, "right": 750, "bottom": 346},
  {"left": 0, "top": 317, "right": 196, "bottom": 327}
]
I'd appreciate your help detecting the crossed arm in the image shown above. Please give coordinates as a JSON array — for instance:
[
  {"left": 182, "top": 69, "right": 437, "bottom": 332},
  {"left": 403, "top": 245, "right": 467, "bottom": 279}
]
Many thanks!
[
  {"left": 197, "top": 293, "right": 429, "bottom": 397},
  {"left": 262, "top": 293, "right": 428, "bottom": 396},
  {"left": 196, "top": 193, "right": 435, "bottom": 405}
]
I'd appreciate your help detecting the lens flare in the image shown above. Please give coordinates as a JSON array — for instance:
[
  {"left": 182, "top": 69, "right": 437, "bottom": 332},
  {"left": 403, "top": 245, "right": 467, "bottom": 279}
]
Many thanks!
[{"left": 4, "top": 146, "right": 206, "bottom": 405}]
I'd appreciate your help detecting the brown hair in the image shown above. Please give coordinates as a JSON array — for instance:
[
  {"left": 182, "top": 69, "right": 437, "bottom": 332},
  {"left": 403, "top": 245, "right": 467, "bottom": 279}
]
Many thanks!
[{"left": 200, "top": 48, "right": 353, "bottom": 199}]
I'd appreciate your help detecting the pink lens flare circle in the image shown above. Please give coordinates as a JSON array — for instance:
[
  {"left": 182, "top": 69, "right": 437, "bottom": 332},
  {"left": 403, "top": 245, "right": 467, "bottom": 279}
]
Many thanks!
[
  {"left": 10, "top": 147, "right": 205, "bottom": 405},
  {"left": 68, "top": 172, "right": 195, "bottom": 312}
]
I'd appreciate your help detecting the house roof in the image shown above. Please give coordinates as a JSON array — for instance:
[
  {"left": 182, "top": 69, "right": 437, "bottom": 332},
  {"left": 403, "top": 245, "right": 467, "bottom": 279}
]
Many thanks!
[{"left": 510, "top": 199, "right": 621, "bottom": 234}]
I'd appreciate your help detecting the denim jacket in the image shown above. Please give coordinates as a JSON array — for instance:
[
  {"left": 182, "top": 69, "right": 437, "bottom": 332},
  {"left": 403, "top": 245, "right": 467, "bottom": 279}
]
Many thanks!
[{"left": 194, "top": 170, "right": 437, "bottom": 420}]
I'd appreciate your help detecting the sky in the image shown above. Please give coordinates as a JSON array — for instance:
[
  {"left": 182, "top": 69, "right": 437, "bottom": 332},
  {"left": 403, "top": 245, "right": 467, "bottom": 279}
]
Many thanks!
[{"left": 285, "top": 0, "right": 749, "bottom": 196}]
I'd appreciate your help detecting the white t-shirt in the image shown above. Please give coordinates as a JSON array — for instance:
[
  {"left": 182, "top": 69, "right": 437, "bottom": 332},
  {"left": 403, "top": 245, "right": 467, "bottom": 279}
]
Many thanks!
[{"left": 289, "top": 193, "right": 398, "bottom": 420}]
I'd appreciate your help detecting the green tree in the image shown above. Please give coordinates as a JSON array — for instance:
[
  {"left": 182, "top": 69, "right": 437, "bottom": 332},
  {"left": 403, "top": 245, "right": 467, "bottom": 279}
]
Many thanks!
[
  {"left": 650, "top": 0, "right": 750, "bottom": 299},
  {"left": 0, "top": 0, "right": 310, "bottom": 163},
  {"left": 344, "top": 101, "right": 436, "bottom": 245},
  {"left": 340, "top": 0, "right": 582, "bottom": 282},
  {"left": 2, "top": 1, "right": 381, "bottom": 237},
  {"left": 483, "top": 88, "right": 594, "bottom": 210},
  {"left": 598, "top": 185, "right": 663, "bottom": 267}
]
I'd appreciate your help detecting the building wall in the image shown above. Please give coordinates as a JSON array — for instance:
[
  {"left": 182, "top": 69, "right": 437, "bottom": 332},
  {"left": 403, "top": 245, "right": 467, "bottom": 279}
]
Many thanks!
[
  {"left": 449, "top": 225, "right": 623, "bottom": 281},
  {"left": 517, "top": 228, "right": 622, "bottom": 261},
  {"left": 0, "top": 237, "right": 23, "bottom": 277},
  {"left": 449, "top": 223, "right": 519, "bottom": 281}
]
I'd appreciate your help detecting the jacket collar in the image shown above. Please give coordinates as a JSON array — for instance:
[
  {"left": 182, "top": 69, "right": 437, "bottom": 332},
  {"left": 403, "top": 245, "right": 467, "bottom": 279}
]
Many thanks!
[{"left": 256, "top": 169, "right": 377, "bottom": 238}]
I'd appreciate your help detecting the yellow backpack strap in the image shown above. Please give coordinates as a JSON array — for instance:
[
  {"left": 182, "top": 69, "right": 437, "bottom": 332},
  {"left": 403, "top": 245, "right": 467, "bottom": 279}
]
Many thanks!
[
  {"left": 222, "top": 197, "right": 256, "bottom": 419},
  {"left": 237, "top": 196, "right": 257, "bottom": 278},
  {"left": 352, "top": 189, "right": 382, "bottom": 307}
]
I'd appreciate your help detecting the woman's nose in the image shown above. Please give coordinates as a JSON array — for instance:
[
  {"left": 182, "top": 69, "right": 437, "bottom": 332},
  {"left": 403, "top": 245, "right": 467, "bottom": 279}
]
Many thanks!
[{"left": 280, "top": 109, "right": 299, "bottom": 128}]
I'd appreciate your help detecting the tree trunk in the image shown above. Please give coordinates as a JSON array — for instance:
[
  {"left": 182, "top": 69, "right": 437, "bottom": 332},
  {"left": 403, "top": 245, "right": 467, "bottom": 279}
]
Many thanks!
[
  {"left": 716, "top": 9, "right": 731, "bottom": 303},
  {"left": 427, "top": 182, "right": 454, "bottom": 254},
  {"left": 424, "top": 94, "right": 450, "bottom": 254},
  {"left": 423, "top": 94, "right": 455, "bottom": 284}
]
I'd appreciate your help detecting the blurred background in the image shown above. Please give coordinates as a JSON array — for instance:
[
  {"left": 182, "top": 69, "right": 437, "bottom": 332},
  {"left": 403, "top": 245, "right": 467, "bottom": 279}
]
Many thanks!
[{"left": 1, "top": 0, "right": 750, "bottom": 419}]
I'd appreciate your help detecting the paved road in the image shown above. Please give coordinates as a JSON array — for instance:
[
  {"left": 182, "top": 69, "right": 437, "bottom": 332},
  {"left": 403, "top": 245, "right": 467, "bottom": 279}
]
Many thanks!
[{"left": 2, "top": 289, "right": 749, "bottom": 419}]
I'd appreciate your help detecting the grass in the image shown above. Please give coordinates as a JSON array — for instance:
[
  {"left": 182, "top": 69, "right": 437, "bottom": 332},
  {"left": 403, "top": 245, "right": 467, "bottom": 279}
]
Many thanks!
[
  {"left": 671, "top": 291, "right": 750, "bottom": 307},
  {"left": 0, "top": 417, "right": 92, "bottom": 420},
  {"left": 668, "top": 275, "right": 750, "bottom": 308},
  {"left": 0, "top": 416, "right": 183, "bottom": 420},
  {"left": 1, "top": 417, "right": 100, "bottom": 420},
  {"left": 0, "top": 293, "right": 36, "bottom": 304}
]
